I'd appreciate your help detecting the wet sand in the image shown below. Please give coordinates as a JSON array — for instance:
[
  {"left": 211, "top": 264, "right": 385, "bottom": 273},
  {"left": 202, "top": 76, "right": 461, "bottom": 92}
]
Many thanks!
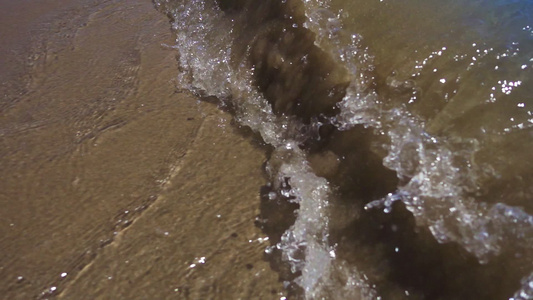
[{"left": 0, "top": 0, "right": 282, "bottom": 298}]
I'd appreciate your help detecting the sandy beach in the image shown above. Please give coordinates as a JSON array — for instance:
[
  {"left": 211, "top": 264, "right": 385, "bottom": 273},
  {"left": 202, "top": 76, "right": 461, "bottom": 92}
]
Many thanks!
[
  {"left": 0, "top": 0, "right": 283, "bottom": 298},
  {"left": 3, "top": 0, "right": 533, "bottom": 299}
]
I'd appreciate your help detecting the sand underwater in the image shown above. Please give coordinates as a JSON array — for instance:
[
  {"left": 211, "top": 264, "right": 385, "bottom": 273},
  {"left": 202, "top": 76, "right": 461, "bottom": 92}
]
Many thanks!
[
  {"left": 1, "top": 0, "right": 283, "bottom": 298},
  {"left": 1, "top": 0, "right": 532, "bottom": 299}
]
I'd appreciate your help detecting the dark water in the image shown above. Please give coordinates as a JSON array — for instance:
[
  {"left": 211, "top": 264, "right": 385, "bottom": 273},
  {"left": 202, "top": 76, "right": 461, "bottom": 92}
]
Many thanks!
[{"left": 154, "top": 0, "right": 533, "bottom": 298}]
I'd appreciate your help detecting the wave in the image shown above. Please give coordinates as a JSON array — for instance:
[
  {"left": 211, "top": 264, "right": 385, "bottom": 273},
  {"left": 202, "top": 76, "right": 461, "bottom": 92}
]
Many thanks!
[{"left": 154, "top": 0, "right": 533, "bottom": 298}]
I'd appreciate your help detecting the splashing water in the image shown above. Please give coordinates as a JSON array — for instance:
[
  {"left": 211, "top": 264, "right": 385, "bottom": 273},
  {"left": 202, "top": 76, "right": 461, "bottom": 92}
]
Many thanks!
[{"left": 155, "top": 0, "right": 533, "bottom": 298}]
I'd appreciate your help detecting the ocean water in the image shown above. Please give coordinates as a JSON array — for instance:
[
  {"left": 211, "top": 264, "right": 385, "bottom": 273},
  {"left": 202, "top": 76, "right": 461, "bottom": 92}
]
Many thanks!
[{"left": 153, "top": 0, "right": 533, "bottom": 298}]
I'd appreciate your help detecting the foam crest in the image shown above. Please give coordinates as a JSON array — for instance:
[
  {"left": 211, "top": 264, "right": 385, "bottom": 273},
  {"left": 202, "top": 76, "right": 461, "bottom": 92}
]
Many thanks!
[
  {"left": 156, "top": 0, "right": 532, "bottom": 298},
  {"left": 301, "top": 0, "right": 533, "bottom": 265}
]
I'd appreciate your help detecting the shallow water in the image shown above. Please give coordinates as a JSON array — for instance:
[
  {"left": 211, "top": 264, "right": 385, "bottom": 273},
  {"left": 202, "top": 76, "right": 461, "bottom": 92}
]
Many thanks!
[
  {"left": 154, "top": 0, "right": 533, "bottom": 298},
  {"left": 1, "top": 0, "right": 286, "bottom": 298}
]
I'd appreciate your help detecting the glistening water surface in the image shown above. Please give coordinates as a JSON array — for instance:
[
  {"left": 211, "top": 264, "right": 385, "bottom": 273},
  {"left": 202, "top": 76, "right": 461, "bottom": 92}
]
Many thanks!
[{"left": 154, "top": 0, "right": 533, "bottom": 298}]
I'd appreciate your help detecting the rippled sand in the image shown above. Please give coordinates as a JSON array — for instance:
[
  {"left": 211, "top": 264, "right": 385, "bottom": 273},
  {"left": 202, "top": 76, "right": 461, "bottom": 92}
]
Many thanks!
[
  {"left": 3, "top": 0, "right": 532, "bottom": 299},
  {"left": 0, "top": 0, "right": 282, "bottom": 298}
]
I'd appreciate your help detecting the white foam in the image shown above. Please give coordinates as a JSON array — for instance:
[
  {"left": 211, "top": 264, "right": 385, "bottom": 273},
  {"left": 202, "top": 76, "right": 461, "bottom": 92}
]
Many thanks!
[
  {"left": 302, "top": 0, "right": 533, "bottom": 266},
  {"left": 158, "top": 0, "right": 532, "bottom": 297}
]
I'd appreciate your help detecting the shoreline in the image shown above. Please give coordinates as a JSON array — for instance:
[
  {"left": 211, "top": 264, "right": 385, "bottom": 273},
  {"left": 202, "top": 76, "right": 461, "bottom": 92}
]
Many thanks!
[{"left": 2, "top": 0, "right": 531, "bottom": 298}]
